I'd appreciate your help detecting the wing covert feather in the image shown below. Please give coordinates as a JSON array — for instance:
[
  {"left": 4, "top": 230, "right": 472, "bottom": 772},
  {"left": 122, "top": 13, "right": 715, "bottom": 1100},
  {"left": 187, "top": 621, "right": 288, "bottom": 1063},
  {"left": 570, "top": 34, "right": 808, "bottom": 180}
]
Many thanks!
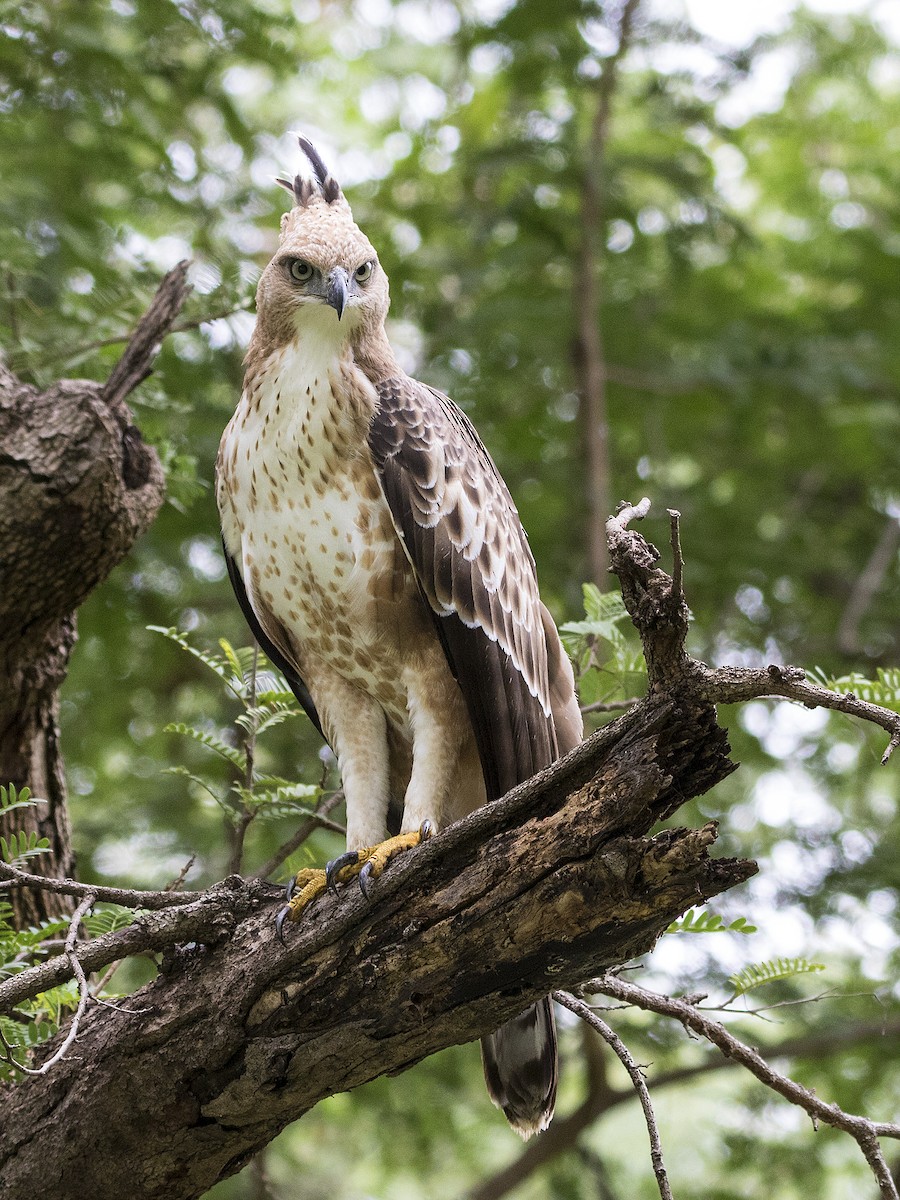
[{"left": 369, "top": 377, "right": 558, "bottom": 800}]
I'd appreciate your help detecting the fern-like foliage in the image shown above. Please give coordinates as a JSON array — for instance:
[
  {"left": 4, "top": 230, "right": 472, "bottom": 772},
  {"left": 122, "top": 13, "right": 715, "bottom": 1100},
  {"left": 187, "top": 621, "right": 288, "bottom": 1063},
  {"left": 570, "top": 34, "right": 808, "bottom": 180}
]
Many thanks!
[
  {"left": 0, "top": 783, "right": 41, "bottom": 818},
  {"left": 809, "top": 666, "right": 900, "bottom": 715},
  {"left": 666, "top": 908, "right": 757, "bottom": 935},
  {"left": 163, "top": 722, "right": 248, "bottom": 772},
  {"left": 726, "top": 957, "right": 825, "bottom": 999},
  {"left": 148, "top": 626, "right": 328, "bottom": 845},
  {"left": 0, "top": 791, "right": 51, "bottom": 874},
  {"left": 560, "top": 585, "right": 646, "bottom": 709}
]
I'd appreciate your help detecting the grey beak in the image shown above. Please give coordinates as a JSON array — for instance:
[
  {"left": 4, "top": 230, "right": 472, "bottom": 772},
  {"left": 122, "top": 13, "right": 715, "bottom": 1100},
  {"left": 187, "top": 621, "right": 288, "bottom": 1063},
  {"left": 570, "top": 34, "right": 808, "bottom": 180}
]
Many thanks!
[{"left": 325, "top": 268, "right": 349, "bottom": 320}]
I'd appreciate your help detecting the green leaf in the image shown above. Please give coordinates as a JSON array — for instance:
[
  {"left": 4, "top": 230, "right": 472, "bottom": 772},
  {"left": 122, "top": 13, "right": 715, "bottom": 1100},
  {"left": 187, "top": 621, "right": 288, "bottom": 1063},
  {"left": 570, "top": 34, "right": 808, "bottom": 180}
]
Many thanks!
[
  {"left": 0, "top": 831, "right": 51, "bottom": 868},
  {"left": 148, "top": 626, "right": 244, "bottom": 698},
  {"left": 163, "top": 723, "right": 247, "bottom": 771},
  {"left": 0, "top": 783, "right": 40, "bottom": 816},
  {"left": 666, "top": 909, "right": 757, "bottom": 935},
  {"left": 727, "top": 957, "right": 826, "bottom": 998}
]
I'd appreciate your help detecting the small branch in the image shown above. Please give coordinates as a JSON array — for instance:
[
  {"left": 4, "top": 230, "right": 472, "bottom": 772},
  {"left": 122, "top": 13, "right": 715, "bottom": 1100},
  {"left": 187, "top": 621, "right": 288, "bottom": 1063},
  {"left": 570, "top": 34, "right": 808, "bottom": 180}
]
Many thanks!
[
  {"left": 4, "top": 894, "right": 95, "bottom": 1076},
  {"left": 606, "top": 499, "right": 900, "bottom": 763},
  {"left": 469, "top": 1016, "right": 900, "bottom": 1200},
  {"left": 252, "top": 789, "right": 346, "bottom": 881},
  {"left": 667, "top": 509, "right": 683, "bottom": 604},
  {"left": 0, "top": 861, "right": 199, "bottom": 908},
  {"left": 580, "top": 697, "right": 641, "bottom": 715},
  {"left": 19, "top": 304, "right": 250, "bottom": 372},
  {"left": 694, "top": 662, "right": 900, "bottom": 766},
  {"left": 0, "top": 877, "right": 263, "bottom": 1014},
  {"left": 101, "top": 260, "right": 192, "bottom": 407},
  {"left": 610, "top": 495, "right": 652, "bottom": 531},
  {"left": 555, "top": 991, "right": 673, "bottom": 1200},
  {"left": 588, "top": 974, "right": 900, "bottom": 1200}
]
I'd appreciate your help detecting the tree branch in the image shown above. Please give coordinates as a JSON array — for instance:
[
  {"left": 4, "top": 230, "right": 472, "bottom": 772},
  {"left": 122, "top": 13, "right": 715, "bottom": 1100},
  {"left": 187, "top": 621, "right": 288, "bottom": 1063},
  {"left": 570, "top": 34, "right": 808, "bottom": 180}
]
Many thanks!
[
  {"left": 100, "top": 260, "right": 192, "bottom": 408},
  {"left": 467, "top": 1014, "right": 900, "bottom": 1200},
  {"left": 0, "top": 684, "right": 751, "bottom": 1199},
  {"left": 1, "top": 262, "right": 190, "bottom": 927},
  {"left": 588, "top": 974, "right": 900, "bottom": 1200},
  {"left": 607, "top": 498, "right": 900, "bottom": 761},
  {"left": 555, "top": 991, "right": 673, "bottom": 1200}
]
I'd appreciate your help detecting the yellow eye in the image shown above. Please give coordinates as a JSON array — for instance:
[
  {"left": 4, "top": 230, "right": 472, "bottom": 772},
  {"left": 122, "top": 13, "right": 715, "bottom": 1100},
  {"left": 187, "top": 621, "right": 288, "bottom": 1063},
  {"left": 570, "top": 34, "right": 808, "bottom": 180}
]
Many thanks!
[
  {"left": 290, "top": 260, "right": 313, "bottom": 282},
  {"left": 355, "top": 261, "right": 373, "bottom": 282}
]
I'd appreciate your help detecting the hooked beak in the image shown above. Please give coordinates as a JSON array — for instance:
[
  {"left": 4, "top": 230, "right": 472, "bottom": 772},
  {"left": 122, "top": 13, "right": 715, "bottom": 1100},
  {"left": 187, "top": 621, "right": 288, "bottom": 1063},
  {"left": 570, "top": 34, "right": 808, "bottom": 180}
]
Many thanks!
[{"left": 325, "top": 267, "right": 349, "bottom": 320}]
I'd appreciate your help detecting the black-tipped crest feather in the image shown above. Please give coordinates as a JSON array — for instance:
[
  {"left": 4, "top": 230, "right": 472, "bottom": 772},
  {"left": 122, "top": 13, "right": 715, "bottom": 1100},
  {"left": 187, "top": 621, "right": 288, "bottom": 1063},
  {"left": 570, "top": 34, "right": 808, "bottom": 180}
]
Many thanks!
[{"left": 292, "top": 134, "right": 342, "bottom": 204}]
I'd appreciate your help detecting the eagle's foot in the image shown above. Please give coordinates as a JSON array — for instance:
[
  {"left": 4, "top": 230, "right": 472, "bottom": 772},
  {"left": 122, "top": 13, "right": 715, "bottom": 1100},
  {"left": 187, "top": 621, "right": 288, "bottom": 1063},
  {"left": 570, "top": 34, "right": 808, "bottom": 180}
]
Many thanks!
[
  {"left": 274, "top": 823, "right": 433, "bottom": 940},
  {"left": 275, "top": 867, "right": 329, "bottom": 941},
  {"left": 327, "top": 820, "right": 434, "bottom": 899}
]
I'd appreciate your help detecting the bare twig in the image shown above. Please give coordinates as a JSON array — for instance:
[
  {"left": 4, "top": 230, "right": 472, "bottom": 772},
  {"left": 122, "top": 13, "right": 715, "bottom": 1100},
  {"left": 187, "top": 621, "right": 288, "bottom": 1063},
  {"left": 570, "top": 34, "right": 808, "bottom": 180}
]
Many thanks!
[
  {"left": 555, "top": 991, "right": 673, "bottom": 1200},
  {"left": 91, "top": 854, "right": 198, "bottom": 999},
  {"left": 667, "top": 508, "right": 683, "bottom": 603},
  {"left": 606, "top": 498, "right": 900, "bottom": 763},
  {"left": 3, "top": 894, "right": 96, "bottom": 1076},
  {"left": 468, "top": 1013, "right": 900, "bottom": 1200},
  {"left": 100, "top": 261, "right": 192, "bottom": 407},
  {"left": 21, "top": 304, "right": 250, "bottom": 372},
  {"left": 0, "top": 861, "right": 198, "bottom": 908},
  {"left": 252, "top": 788, "right": 346, "bottom": 881},
  {"left": 587, "top": 974, "right": 900, "bottom": 1200},
  {"left": 609, "top": 495, "right": 652, "bottom": 532},
  {"left": 580, "top": 697, "right": 641, "bottom": 715},
  {"left": 0, "top": 878, "right": 259, "bottom": 1014},
  {"left": 694, "top": 662, "right": 900, "bottom": 766}
]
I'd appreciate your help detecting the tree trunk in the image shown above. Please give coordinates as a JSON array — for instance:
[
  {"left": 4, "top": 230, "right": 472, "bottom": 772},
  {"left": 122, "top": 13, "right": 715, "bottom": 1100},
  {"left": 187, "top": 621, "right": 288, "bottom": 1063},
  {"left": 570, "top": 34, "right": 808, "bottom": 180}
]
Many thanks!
[{"left": 0, "top": 265, "right": 189, "bottom": 925}]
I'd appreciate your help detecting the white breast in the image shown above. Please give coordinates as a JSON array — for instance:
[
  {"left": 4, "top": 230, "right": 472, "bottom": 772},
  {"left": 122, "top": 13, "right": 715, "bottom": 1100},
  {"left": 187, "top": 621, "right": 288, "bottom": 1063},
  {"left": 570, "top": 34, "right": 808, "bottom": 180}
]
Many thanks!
[{"left": 217, "top": 329, "right": 418, "bottom": 717}]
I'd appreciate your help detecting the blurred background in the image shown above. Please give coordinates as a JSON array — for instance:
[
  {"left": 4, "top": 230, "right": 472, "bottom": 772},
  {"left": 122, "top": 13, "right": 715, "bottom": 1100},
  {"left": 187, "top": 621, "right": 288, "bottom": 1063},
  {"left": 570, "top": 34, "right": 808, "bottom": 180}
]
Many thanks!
[{"left": 1, "top": 0, "right": 898, "bottom": 1195}]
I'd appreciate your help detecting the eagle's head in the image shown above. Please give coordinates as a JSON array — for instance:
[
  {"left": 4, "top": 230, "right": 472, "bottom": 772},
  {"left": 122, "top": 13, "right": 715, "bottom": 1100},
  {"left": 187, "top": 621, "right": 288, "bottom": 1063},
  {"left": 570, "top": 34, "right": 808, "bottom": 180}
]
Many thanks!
[{"left": 254, "top": 135, "right": 390, "bottom": 348}]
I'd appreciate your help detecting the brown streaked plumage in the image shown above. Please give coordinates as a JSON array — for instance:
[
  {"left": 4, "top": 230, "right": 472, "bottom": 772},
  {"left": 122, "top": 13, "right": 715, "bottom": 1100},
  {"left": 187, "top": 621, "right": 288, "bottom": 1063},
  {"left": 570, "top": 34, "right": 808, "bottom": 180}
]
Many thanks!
[{"left": 216, "top": 136, "right": 583, "bottom": 1139}]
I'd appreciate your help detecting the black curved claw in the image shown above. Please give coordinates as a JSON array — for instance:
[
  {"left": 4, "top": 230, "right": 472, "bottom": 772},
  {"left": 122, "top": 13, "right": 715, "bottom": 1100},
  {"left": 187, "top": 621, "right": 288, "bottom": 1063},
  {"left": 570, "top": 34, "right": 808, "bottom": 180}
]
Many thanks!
[
  {"left": 275, "top": 905, "right": 291, "bottom": 945},
  {"left": 284, "top": 876, "right": 296, "bottom": 903},
  {"left": 326, "top": 850, "right": 359, "bottom": 893},
  {"left": 419, "top": 820, "right": 434, "bottom": 841},
  {"left": 358, "top": 860, "right": 374, "bottom": 899}
]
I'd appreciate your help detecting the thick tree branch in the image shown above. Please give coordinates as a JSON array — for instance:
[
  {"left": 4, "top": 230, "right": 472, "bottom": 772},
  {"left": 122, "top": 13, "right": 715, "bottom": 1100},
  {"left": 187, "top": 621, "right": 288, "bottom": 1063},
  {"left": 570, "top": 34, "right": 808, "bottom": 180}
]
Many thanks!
[
  {"left": 0, "top": 687, "right": 752, "bottom": 1200},
  {"left": 3, "top": 497, "right": 895, "bottom": 1200}
]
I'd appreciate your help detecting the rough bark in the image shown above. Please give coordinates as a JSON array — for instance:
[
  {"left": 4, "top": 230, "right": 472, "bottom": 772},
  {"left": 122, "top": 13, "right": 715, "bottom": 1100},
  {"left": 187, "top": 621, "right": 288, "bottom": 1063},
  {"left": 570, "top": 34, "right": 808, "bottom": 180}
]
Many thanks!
[
  {"left": 0, "top": 264, "right": 189, "bottom": 925},
  {"left": 0, "top": 692, "right": 752, "bottom": 1200}
]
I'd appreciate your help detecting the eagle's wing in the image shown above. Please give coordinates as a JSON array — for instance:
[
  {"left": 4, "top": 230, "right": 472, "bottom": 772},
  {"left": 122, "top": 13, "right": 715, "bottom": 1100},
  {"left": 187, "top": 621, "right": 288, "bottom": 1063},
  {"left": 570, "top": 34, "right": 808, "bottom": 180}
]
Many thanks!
[
  {"left": 369, "top": 377, "right": 558, "bottom": 801},
  {"left": 222, "top": 543, "right": 323, "bottom": 738}
]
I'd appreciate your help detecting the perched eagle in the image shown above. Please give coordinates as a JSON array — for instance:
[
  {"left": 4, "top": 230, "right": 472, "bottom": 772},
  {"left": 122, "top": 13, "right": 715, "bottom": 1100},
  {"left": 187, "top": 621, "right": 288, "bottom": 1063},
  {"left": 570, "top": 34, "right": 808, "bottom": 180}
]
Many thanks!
[{"left": 216, "top": 136, "right": 583, "bottom": 1138}]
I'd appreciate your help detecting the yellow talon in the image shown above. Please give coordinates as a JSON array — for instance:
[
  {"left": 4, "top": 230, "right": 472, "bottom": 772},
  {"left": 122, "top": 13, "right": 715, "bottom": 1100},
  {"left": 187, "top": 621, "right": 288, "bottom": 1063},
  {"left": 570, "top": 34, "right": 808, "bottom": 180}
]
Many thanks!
[{"left": 276, "top": 821, "right": 433, "bottom": 940}]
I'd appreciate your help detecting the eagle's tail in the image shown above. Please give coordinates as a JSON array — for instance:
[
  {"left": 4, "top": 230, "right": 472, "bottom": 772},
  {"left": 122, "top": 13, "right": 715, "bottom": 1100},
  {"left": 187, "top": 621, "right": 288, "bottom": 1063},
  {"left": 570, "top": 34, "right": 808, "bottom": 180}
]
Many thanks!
[{"left": 481, "top": 997, "right": 557, "bottom": 1139}]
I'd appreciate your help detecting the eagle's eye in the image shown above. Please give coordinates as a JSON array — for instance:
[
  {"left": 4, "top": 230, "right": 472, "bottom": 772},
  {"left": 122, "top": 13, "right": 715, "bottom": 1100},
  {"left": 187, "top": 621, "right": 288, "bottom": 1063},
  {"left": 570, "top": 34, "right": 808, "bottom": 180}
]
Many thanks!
[
  {"left": 289, "top": 260, "right": 314, "bottom": 283},
  {"left": 355, "top": 261, "right": 374, "bottom": 282}
]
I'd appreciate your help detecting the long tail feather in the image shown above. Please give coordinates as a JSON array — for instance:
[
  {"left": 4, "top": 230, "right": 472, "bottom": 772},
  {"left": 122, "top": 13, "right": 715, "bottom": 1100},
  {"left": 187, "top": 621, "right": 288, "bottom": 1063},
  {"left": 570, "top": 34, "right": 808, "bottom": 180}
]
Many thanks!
[{"left": 481, "top": 997, "right": 557, "bottom": 1139}]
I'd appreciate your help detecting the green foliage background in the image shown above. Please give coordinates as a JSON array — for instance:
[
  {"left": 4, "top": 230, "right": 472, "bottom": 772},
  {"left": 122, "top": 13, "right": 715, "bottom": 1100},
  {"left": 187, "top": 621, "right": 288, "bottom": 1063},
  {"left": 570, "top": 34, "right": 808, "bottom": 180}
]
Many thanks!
[{"left": 1, "top": 1, "right": 898, "bottom": 1196}]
